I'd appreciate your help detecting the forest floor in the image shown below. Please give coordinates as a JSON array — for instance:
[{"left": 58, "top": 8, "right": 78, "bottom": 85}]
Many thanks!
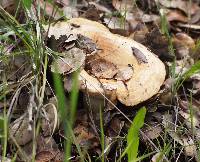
[{"left": 1, "top": 0, "right": 200, "bottom": 161}]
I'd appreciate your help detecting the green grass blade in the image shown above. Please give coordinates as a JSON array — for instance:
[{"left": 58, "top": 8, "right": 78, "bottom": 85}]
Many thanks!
[
  {"left": 52, "top": 73, "right": 68, "bottom": 161},
  {"left": 100, "top": 106, "right": 105, "bottom": 162},
  {"left": 176, "top": 59, "right": 200, "bottom": 90},
  {"left": 22, "top": 0, "right": 32, "bottom": 9},
  {"left": 52, "top": 73, "right": 67, "bottom": 120},
  {"left": 0, "top": 6, "right": 34, "bottom": 52},
  {"left": 127, "top": 107, "right": 146, "bottom": 162},
  {"left": 118, "top": 107, "right": 146, "bottom": 162},
  {"left": 117, "top": 107, "right": 146, "bottom": 162},
  {"left": 65, "top": 72, "right": 80, "bottom": 161},
  {"left": 69, "top": 72, "right": 79, "bottom": 126},
  {"left": 53, "top": 71, "right": 85, "bottom": 162}
]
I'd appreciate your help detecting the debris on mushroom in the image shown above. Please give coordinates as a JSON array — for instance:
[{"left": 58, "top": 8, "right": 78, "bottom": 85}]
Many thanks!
[
  {"left": 47, "top": 18, "right": 166, "bottom": 106},
  {"left": 86, "top": 58, "right": 118, "bottom": 79},
  {"left": 131, "top": 47, "right": 148, "bottom": 64},
  {"left": 114, "top": 65, "right": 133, "bottom": 81},
  {"left": 50, "top": 47, "right": 85, "bottom": 74}
]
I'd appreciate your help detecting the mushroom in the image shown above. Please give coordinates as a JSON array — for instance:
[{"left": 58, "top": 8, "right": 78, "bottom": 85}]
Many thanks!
[{"left": 47, "top": 18, "right": 166, "bottom": 106}]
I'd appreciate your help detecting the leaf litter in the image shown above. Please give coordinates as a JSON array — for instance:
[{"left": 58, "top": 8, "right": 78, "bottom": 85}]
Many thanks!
[{"left": 2, "top": 0, "right": 200, "bottom": 161}]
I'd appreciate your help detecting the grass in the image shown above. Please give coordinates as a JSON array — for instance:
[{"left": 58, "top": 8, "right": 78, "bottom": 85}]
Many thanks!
[
  {"left": 0, "top": 111, "right": 8, "bottom": 161},
  {"left": 0, "top": 1, "right": 163, "bottom": 161},
  {"left": 0, "top": 1, "right": 48, "bottom": 161},
  {"left": 53, "top": 71, "right": 84, "bottom": 162},
  {"left": 126, "top": 107, "right": 146, "bottom": 162},
  {"left": 99, "top": 106, "right": 105, "bottom": 162},
  {"left": 119, "top": 107, "right": 146, "bottom": 162},
  {"left": 1, "top": 0, "right": 200, "bottom": 161},
  {"left": 0, "top": 1, "right": 85, "bottom": 161}
]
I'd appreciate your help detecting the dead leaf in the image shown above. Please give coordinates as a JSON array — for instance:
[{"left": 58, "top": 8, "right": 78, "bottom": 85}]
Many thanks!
[
  {"left": 18, "top": 89, "right": 30, "bottom": 110},
  {"left": 158, "top": 0, "right": 198, "bottom": 15},
  {"left": 166, "top": 10, "right": 188, "bottom": 22},
  {"left": 179, "top": 110, "right": 200, "bottom": 132},
  {"left": 64, "top": 75, "right": 74, "bottom": 92},
  {"left": 41, "top": 101, "right": 58, "bottom": 137},
  {"left": 112, "top": 0, "right": 146, "bottom": 30},
  {"left": 112, "top": 0, "right": 135, "bottom": 12},
  {"left": 37, "top": 0, "right": 61, "bottom": 19},
  {"left": 48, "top": 32, "right": 98, "bottom": 56},
  {"left": 76, "top": 34, "right": 99, "bottom": 55},
  {"left": 9, "top": 114, "right": 33, "bottom": 146},
  {"left": 88, "top": 1, "right": 112, "bottom": 14},
  {"left": 151, "top": 152, "right": 167, "bottom": 162},
  {"left": 175, "top": 33, "right": 195, "bottom": 48},
  {"left": 80, "top": 4, "right": 100, "bottom": 21},
  {"left": 51, "top": 47, "right": 85, "bottom": 74},
  {"left": 37, "top": 135, "right": 59, "bottom": 153},
  {"left": 114, "top": 65, "right": 133, "bottom": 81},
  {"left": 146, "top": 27, "right": 174, "bottom": 61},
  {"left": 106, "top": 117, "right": 124, "bottom": 137},
  {"left": 0, "top": 55, "right": 31, "bottom": 82},
  {"left": 183, "top": 137, "right": 197, "bottom": 158},
  {"left": 162, "top": 113, "right": 184, "bottom": 145},
  {"left": 187, "top": 74, "right": 200, "bottom": 96},
  {"left": 51, "top": 57, "right": 72, "bottom": 74},
  {"left": 73, "top": 124, "right": 99, "bottom": 149},
  {"left": 142, "top": 122, "right": 162, "bottom": 141},
  {"left": 1, "top": 0, "right": 14, "bottom": 9},
  {"left": 54, "top": 0, "right": 70, "bottom": 7},
  {"left": 131, "top": 47, "right": 148, "bottom": 64},
  {"left": 0, "top": 0, "right": 16, "bottom": 14},
  {"left": 136, "top": 0, "right": 158, "bottom": 13},
  {"left": 189, "top": 8, "right": 200, "bottom": 24},
  {"left": 140, "top": 14, "right": 159, "bottom": 23},
  {"left": 20, "top": 134, "right": 60, "bottom": 161},
  {"left": 48, "top": 34, "right": 78, "bottom": 52},
  {"left": 173, "top": 42, "right": 190, "bottom": 60},
  {"left": 53, "top": 151, "right": 64, "bottom": 162},
  {"left": 129, "top": 23, "right": 149, "bottom": 43},
  {"left": 173, "top": 33, "right": 195, "bottom": 59},
  {"left": 45, "top": 23, "right": 75, "bottom": 40},
  {"left": 35, "top": 150, "right": 57, "bottom": 162},
  {"left": 177, "top": 23, "right": 200, "bottom": 30},
  {"left": 63, "top": 6, "right": 78, "bottom": 18},
  {"left": 104, "top": 17, "right": 130, "bottom": 31},
  {"left": 159, "top": 78, "right": 175, "bottom": 105},
  {"left": 109, "top": 28, "right": 130, "bottom": 37},
  {"left": 87, "top": 59, "right": 118, "bottom": 79}
]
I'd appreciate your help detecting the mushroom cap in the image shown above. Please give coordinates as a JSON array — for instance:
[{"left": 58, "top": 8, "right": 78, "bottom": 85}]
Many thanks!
[{"left": 47, "top": 18, "right": 166, "bottom": 106}]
